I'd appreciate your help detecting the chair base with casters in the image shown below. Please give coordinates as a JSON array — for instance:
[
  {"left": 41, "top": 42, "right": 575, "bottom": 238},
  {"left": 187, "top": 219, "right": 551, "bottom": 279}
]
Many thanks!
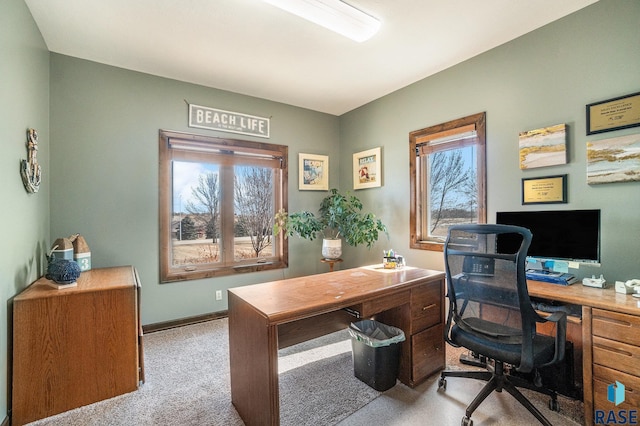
[{"left": 438, "top": 358, "right": 559, "bottom": 426}]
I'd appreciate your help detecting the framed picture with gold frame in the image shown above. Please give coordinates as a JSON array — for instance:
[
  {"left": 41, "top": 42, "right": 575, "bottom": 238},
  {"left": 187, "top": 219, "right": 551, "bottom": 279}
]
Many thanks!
[
  {"left": 353, "top": 147, "right": 382, "bottom": 190},
  {"left": 522, "top": 174, "right": 567, "bottom": 205},
  {"left": 299, "top": 153, "right": 329, "bottom": 191}
]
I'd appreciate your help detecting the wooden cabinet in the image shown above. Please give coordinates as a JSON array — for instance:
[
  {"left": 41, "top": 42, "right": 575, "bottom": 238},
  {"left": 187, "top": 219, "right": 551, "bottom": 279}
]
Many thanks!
[
  {"left": 588, "top": 308, "right": 640, "bottom": 417},
  {"left": 12, "top": 266, "right": 144, "bottom": 426},
  {"left": 525, "top": 280, "right": 640, "bottom": 426},
  {"left": 377, "top": 277, "right": 445, "bottom": 386},
  {"left": 407, "top": 280, "right": 445, "bottom": 384},
  {"left": 411, "top": 323, "right": 444, "bottom": 381}
]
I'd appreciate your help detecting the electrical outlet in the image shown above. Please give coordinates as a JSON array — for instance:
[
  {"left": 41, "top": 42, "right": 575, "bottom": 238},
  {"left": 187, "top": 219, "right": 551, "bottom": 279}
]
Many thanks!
[{"left": 215, "top": 290, "right": 222, "bottom": 301}]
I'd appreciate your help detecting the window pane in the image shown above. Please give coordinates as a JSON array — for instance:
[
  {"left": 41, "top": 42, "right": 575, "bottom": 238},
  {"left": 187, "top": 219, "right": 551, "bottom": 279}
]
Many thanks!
[
  {"left": 234, "top": 165, "right": 275, "bottom": 261},
  {"left": 160, "top": 130, "right": 288, "bottom": 282},
  {"left": 409, "top": 112, "right": 486, "bottom": 252},
  {"left": 171, "top": 161, "right": 221, "bottom": 266},
  {"left": 427, "top": 145, "right": 478, "bottom": 240}
]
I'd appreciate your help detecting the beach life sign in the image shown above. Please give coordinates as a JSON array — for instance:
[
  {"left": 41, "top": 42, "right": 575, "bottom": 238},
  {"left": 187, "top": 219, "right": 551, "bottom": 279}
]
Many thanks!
[{"left": 188, "top": 104, "right": 270, "bottom": 138}]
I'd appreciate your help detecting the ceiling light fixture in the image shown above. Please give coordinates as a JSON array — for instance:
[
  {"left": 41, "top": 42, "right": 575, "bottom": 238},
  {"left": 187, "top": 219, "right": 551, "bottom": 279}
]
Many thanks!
[{"left": 262, "top": 0, "right": 380, "bottom": 42}]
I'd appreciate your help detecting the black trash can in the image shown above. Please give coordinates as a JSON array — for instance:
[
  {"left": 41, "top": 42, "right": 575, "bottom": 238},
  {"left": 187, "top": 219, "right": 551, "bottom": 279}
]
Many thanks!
[{"left": 348, "top": 319, "right": 406, "bottom": 391}]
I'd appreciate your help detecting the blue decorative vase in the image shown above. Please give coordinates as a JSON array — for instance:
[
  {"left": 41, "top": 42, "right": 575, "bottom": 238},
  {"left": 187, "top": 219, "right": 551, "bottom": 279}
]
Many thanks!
[{"left": 46, "top": 258, "right": 81, "bottom": 284}]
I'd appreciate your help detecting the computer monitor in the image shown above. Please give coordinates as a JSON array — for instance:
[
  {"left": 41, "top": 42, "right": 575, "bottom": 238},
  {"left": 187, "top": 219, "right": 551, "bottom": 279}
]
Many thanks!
[{"left": 496, "top": 209, "right": 601, "bottom": 264}]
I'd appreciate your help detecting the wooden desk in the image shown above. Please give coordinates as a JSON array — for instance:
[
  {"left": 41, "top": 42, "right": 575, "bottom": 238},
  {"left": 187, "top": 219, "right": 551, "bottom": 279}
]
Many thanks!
[
  {"left": 528, "top": 280, "right": 640, "bottom": 316},
  {"left": 527, "top": 281, "right": 640, "bottom": 426},
  {"left": 228, "top": 266, "right": 445, "bottom": 426}
]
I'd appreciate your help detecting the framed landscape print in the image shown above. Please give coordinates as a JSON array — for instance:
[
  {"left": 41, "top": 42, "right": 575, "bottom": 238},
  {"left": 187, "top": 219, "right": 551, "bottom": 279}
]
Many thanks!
[
  {"left": 587, "top": 133, "right": 640, "bottom": 184},
  {"left": 353, "top": 147, "right": 382, "bottom": 190},
  {"left": 299, "top": 153, "right": 329, "bottom": 190},
  {"left": 518, "top": 124, "right": 567, "bottom": 169}
]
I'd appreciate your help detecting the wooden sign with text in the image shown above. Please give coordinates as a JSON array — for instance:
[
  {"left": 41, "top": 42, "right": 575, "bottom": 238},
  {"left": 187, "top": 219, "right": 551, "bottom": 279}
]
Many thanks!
[{"left": 188, "top": 104, "right": 270, "bottom": 138}]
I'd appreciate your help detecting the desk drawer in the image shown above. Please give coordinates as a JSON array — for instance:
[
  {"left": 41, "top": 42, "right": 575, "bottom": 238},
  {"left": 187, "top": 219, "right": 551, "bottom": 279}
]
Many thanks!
[
  {"left": 411, "top": 282, "right": 442, "bottom": 333},
  {"left": 412, "top": 324, "right": 445, "bottom": 382},
  {"left": 592, "top": 335, "right": 640, "bottom": 378},
  {"left": 593, "top": 365, "right": 640, "bottom": 411},
  {"left": 592, "top": 309, "right": 640, "bottom": 347},
  {"left": 360, "top": 290, "right": 410, "bottom": 318}
]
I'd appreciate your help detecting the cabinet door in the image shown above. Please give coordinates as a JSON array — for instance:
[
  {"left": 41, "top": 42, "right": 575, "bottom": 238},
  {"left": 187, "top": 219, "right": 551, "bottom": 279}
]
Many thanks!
[
  {"left": 592, "top": 365, "right": 640, "bottom": 413},
  {"left": 13, "top": 277, "right": 139, "bottom": 425},
  {"left": 411, "top": 324, "right": 445, "bottom": 384}
]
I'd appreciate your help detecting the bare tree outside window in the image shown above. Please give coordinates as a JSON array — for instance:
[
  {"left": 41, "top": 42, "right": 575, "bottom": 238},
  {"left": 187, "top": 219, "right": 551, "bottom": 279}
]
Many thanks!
[
  {"left": 159, "top": 130, "right": 287, "bottom": 282},
  {"left": 410, "top": 113, "right": 486, "bottom": 251},
  {"left": 186, "top": 171, "right": 220, "bottom": 244},
  {"left": 234, "top": 166, "right": 274, "bottom": 258},
  {"left": 428, "top": 148, "right": 477, "bottom": 236}
]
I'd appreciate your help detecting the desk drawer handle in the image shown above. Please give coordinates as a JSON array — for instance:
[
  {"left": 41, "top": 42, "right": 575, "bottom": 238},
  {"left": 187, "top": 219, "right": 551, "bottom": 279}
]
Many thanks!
[
  {"left": 422, "top": 304, "right": 437, "bottom": 311},
  {"left": 594, "top": 343, "right": 633, "bottom": 357}
]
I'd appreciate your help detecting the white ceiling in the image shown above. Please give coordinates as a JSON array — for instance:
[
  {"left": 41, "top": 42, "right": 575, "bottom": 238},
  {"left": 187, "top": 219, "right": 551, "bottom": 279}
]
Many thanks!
[{"left": 26, "top": 0, "right": 598, "bottom": 116}]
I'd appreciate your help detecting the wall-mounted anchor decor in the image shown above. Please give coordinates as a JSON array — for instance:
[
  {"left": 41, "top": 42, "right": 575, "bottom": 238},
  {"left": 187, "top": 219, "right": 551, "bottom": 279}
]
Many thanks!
[{"left": 20, "top": 128, "right": 41, "bottom": 193}]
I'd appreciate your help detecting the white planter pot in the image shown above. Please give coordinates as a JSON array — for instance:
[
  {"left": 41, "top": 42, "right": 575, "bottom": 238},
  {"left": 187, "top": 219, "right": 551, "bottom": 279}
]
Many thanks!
[{"left": 322, "top": 238, "right": 342, "bottom": 260}]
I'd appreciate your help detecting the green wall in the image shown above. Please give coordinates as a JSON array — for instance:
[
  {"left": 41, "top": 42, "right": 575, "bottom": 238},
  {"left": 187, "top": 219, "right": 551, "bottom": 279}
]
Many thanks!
[
  {"left": 49, "top": 55, "right": 341, "bottom": 325},
  {"left": 1, "top": 0, "right": 50, "bottom": 420},
  {"left": 2, "top": 0, "right": 640, "bottom": 421},
  {"left": 340, "top": 0, "right": 640, "bottom": 281}
]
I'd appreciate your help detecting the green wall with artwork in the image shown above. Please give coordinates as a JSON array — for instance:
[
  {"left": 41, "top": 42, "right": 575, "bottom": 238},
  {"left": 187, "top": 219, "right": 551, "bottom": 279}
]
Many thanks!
[
  {"left": 1, "top": 1, "right": 640, "bottom": 421},
  {"left": 49, "top": 55, "right": 341, "bottom": 325},
  {"left": 339, "top": 0, "right": 640, "bottom": 282}
]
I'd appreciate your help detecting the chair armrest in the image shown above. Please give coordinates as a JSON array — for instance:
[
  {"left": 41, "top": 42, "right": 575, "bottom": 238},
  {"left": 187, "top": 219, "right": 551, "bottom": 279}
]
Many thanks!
[{"left": 538, "top": 310, "right": 567, "bottom": 368}]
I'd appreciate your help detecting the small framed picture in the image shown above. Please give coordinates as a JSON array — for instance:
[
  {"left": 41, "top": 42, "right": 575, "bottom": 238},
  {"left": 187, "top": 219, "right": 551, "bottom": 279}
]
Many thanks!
[
  {"left": 522, "top": 174, "right": 567, "bottom": 205},
  {"left": 353, "top": 147, "right": 382, "bottom": 190},
  {"left": 299, "top": 153, "right": 329, "bottom": 191}
]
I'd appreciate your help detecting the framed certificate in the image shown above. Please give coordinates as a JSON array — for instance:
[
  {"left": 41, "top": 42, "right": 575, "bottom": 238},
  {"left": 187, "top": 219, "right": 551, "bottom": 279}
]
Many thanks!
[
  {"left": 522, "top": 175, "right": 567, "bottom": 205},
  {"left": 586, "top": 91, "right": 640, "bottom": 135}
]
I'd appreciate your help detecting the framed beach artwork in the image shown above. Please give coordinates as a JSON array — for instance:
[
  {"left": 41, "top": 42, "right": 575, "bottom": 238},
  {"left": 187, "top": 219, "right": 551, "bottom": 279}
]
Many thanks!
[
  {"left": 587, "top": 133, "right": 640, "bottom": 184},
  {"left": 518, "top": 124, "right": 568, "bottom": 170},
  {"left": 353, "top": 147, "right": 382, "bottom": 189},
  {"left": 299, "top": 153, "right": 329, "bottom": 190}
]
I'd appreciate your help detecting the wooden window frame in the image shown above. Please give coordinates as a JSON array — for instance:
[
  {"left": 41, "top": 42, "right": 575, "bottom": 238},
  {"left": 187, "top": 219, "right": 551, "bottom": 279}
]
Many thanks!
[
  {"left": 159, "top": 130, "right": 288, "bottom": 282},
  {"left": 409, "top": 112, "right": 487, "bottom": 252}
]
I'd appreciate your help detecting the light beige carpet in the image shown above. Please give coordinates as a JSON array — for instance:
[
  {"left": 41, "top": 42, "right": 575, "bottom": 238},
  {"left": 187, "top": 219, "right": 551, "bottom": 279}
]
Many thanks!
[
  {"left": 27, "top": 318, "right": 379, "bottom": 426},
  {"left": 25, "top": 318, "right": 583, "bottom": 426}
]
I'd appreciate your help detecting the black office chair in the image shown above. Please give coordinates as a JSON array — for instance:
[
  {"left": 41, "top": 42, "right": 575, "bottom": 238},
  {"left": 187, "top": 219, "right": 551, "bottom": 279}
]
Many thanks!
[{"left": 438, "top": 224, "right": 567, "bottom": 426}]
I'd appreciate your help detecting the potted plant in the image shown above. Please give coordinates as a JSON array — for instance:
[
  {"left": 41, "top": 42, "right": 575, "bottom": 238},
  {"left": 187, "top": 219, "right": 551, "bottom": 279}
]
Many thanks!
[{"left": 273, "top": 188, "right": 388, "bottom": 259}]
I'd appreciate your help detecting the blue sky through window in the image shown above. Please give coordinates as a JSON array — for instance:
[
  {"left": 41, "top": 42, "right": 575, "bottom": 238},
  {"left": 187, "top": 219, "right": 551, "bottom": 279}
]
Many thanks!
[{"left": 172, "top": 161, "right": 219, "bottom": 213}]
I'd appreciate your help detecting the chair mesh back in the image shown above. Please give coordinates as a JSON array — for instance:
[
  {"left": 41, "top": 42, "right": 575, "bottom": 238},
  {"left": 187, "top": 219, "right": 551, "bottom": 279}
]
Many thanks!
[{"left": 444, "top": 225, "right": 532, "bottom": 344}]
